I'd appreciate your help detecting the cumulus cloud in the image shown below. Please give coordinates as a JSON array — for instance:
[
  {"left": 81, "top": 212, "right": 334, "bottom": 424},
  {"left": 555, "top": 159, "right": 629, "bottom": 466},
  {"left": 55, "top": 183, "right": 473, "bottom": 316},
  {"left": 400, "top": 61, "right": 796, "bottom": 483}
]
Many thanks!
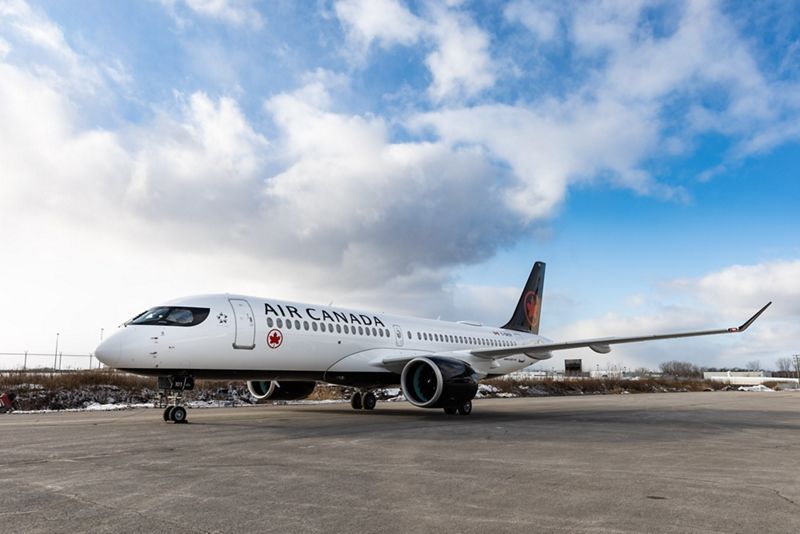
[
  {"left": 334, "top": 0, "right": 423, "bottom": 50},
  {"left": 259, "top": 80, "right": 518, "bottom": 293},
  {"left": 334, "top": 0, "right": 495, "bottom": 101},
  {"left": 162, "top": 0, "right": 264, "bottom": 29},
  {"left": 548, "top": 260, "right": 798, "bottom": 371},
  {"left": 411, "top": 97, "right": 672, "bottom": 222},
  {"left": 424, "top": 5, "right": 495, "bottom": 101}
]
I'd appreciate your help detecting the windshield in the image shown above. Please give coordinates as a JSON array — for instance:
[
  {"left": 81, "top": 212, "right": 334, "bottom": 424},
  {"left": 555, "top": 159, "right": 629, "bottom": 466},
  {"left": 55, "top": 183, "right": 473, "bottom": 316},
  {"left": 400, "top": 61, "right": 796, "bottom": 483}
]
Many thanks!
[{"left": 128, "top": 306, "right": 210, "bottom": 327}]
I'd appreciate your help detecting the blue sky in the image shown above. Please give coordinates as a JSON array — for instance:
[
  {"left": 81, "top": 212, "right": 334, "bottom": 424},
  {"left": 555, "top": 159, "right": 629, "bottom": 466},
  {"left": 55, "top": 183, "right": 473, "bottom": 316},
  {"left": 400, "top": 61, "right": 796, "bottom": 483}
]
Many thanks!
[{"left": 0, "top": 0, "right": 798, "bottom": 371}]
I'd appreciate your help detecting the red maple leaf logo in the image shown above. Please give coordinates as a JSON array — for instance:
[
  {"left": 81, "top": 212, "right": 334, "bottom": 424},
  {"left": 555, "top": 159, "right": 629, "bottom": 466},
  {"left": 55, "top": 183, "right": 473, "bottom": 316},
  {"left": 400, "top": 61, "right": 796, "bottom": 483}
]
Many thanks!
[
  {"left": 523, "top": 291, "right": 539, "bottom": 325},
  {"left": 267, "top": 329, "right": 283, "bottom": 348}
]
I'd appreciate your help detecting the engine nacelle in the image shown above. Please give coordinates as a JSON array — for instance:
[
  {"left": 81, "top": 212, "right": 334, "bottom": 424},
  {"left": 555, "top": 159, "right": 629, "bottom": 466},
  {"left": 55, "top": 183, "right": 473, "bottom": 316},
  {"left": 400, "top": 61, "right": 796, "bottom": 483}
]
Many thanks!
[
  {"left": 247, "top": 380, "right": 317, "bottom": 401},
  {"left": 400, "top": 357, "right": 479, "bottom": 409}
]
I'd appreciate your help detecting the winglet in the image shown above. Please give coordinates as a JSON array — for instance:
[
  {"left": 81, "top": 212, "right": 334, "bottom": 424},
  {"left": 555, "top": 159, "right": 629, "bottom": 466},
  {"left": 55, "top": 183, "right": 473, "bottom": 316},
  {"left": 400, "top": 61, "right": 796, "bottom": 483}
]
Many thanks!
[{"left": 728, "top": 302, "right": 772, "bottom": 333}]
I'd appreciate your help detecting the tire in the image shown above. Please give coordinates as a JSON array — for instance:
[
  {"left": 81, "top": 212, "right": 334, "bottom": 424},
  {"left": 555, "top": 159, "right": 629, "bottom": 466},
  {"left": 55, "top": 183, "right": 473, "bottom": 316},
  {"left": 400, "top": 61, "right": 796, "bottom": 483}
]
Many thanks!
[
  {"left": 163, "top": 406, "right": 174, "bottom": 422},
  {"left": 457, "top": 400, "right": 472, "bottom": 415},
  {"left": 443, "top": 406, "right": 457, "bottom": 415},
  {"left": 350, "top": 392, "right": 362, "bottom": 410},
  {"left": 362, "top": 392, "right": 377, "bottom": 410},
  {"left": 171, "top": 406, "right": 188, "bottom": 423}
]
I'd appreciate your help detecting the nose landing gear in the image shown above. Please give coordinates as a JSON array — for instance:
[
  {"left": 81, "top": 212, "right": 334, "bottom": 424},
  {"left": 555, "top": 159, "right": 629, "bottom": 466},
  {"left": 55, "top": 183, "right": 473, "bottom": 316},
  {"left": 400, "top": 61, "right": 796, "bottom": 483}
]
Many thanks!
[{"left": 158, "top": 375, "right": 193, "bottom": 423}]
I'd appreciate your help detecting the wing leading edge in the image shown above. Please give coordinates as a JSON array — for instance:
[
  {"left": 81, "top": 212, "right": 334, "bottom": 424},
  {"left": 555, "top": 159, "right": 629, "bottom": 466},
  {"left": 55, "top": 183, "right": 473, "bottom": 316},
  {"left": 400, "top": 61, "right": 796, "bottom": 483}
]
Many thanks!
[{"left": 471, "top": 302, "right": 772, "bottom": 360}]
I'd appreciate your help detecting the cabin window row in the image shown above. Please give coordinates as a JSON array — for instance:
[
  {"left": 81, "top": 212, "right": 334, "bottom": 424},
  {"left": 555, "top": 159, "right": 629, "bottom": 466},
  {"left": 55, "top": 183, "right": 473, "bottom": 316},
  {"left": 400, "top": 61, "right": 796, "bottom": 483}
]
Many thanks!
[
  {"left": 267, "top": 317, "right": 390, "bottom": 338},
  {"left": 409, "top": 330, "right": 516, "bottom": 348}
]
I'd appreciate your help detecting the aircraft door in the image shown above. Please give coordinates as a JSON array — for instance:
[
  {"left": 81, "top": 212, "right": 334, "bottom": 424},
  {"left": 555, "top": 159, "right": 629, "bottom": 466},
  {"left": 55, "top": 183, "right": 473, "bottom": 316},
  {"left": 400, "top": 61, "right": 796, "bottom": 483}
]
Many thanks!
[
  {"left": 393, "top": 324, "right": 404, "bottom": 347},
  {"left": 229, "top": 298, "right": 256, "bottom": 349}
]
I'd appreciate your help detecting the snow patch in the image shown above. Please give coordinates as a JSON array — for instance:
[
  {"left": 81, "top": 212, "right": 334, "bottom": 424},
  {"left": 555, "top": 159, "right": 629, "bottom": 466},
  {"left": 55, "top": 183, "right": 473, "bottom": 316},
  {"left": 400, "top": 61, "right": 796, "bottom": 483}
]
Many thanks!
[{"left": 737, "top": 385, "right": 774, "bottom": 392}]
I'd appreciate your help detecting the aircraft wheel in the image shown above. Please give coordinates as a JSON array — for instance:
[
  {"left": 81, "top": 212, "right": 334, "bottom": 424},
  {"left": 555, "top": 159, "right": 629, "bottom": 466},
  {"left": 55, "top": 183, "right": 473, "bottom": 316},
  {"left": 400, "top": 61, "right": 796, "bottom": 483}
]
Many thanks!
[
  {"left": 443, "top": 406, "right": 457, "bottom": 415},
  {"left": 362, "top": 392, "right": 377, "bottom": 410},
  {"left": 457, "top": 400, "right": 472, "bottom": 416},
  {"left": 163, "top": 406, "right": 174, "bottom": 422},
  {"left": 350, "top": 392, "right": 362, "bottom": 410},
  {"left": 170, "top": 406, "right": 188, "bottom": 423}
]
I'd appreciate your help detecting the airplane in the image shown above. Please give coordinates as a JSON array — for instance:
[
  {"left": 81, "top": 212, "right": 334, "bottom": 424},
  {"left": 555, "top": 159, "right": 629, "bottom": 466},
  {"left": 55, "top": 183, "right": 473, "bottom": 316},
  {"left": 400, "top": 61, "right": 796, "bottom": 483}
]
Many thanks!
[{"left": 94, "top": 262, "right": 771, "bottom": 423}]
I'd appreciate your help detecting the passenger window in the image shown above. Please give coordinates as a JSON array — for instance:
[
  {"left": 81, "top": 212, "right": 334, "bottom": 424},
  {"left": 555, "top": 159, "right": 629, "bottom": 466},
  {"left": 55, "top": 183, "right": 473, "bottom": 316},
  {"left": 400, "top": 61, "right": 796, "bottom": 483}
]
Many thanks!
[
  {"left": 358, "top": 326, "right": 364, "bottom": 335},
  {"left": 372, "top": 327, "right": 377, "bottom": 336},
  {"left": 295, "top": 320, "right": 301, "bottom": 329},
  {"left": 286, "top": 320, "right": 292, "bottom": 330},
  {"left": 267, "top": 317, "right": 274, "bottom": 328},
  {"left": 304, "top": 321, "right": 309, "bottom": 330},
  {"left": 336, "top": 324, "right": 342, "bottom": 334},
  {"left": 276, "top": 318, "right": 283, "bottom": 328},
  {"left": 312, "top": 322, "right": 318, "bottom": 331},
  {"left": 417, "top": 332, "right": 421, "bottom": 340}
]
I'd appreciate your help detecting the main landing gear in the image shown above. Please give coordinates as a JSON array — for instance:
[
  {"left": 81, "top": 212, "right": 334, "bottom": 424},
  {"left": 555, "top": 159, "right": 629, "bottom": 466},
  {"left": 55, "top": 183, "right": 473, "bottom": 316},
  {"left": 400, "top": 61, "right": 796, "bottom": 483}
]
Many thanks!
[
  {"left": 350, "top": 390, "right": 377, "bottom": 411},
  {"left": 443, "top": 400, "right": 472, "bottom": 416},
  {"left": 158, "top": 376, "right": 194, "bottom": 424}
]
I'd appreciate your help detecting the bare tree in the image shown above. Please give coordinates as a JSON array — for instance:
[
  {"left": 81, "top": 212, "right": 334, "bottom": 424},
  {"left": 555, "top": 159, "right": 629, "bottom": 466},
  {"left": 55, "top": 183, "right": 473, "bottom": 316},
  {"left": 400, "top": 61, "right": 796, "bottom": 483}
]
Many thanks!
[
  {"left": 776, "top": 357, "right": 793, "bottom": 372},
  {"left": 659, "top": 360, "right": 701, "bottom": 378},
  {"left": 746, "top": 360, "right": 761, "bottom": 371}
]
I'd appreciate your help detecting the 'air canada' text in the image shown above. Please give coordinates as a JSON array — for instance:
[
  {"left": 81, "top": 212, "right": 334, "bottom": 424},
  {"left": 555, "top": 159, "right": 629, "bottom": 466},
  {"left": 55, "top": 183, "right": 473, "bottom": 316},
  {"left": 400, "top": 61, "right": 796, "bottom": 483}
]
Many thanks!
[{"left": 264, "top": 303, "right": 386, "bottom": 327}]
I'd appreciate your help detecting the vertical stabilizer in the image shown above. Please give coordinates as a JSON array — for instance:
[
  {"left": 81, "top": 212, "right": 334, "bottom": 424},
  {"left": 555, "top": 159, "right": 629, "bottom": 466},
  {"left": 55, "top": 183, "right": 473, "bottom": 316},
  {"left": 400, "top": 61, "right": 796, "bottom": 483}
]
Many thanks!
[{"left": 501, "top": 262, "right": 546, "bottom": 334}]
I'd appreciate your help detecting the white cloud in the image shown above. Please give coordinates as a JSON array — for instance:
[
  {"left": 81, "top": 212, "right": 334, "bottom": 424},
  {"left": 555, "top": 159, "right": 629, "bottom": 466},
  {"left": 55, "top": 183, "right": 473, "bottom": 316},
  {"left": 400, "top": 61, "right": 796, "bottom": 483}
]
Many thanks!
[
  {"left": 412, "top": 95, "right": 675, "bottom": 222},
  {"left": 162, "top": 0, "right": 264, "bottom": 29},
  {"left": 424, "top": 5, "right": 495, "bottom": 101},
  {"left": 334, "top": 0, "right": 423, "bottom": 50},
  {"left": 334, "top": 0, "right": 496, "bottom": 101},
  {"left": 259, "top": 81, "right": 518, "bottom": 293},
  {"left": 504, "top": 0, "right": 560, "bottom": 43},
  {"left": 547, "top": 260, "right": 800, "bottom": 372},
  {"left": 671, "top": 260, "right": 800, "bottom": 316}
]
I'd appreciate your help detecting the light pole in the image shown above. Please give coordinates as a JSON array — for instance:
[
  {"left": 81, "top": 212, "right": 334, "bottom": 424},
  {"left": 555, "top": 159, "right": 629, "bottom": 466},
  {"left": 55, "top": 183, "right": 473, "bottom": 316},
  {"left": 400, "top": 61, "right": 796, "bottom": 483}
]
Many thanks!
[{"left": 53, "top": 332, "right": 60, "bottom": 372}]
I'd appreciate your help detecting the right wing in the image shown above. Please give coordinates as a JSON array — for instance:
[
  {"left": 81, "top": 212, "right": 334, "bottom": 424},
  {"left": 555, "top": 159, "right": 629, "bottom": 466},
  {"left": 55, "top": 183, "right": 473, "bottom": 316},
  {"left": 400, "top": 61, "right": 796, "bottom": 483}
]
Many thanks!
[{"left": 471, "top": 302, "right": 772, "bottom": 360}]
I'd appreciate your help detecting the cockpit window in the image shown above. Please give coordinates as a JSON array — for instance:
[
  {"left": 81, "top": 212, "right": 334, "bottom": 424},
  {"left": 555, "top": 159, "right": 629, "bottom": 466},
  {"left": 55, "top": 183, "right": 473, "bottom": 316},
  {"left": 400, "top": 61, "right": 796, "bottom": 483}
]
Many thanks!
[{"left": 128, "top": 306, "right": 210, "bottom": 327}]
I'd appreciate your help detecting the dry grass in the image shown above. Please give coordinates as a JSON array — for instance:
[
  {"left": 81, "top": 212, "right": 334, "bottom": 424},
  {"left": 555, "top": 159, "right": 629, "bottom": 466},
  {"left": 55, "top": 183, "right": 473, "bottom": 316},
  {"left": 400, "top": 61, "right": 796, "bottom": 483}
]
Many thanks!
[
  {"left": 484, "top": 376, "right": 724, "bottom": 396},
  {"left": 1, "top": 370, "right": 732, "bottom": 411}
]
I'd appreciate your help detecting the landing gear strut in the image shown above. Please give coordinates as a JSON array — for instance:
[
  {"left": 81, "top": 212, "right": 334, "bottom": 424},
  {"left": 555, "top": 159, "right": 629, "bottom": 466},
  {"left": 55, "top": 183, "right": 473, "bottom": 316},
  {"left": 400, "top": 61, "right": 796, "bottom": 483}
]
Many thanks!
[
  {"left": 158, "top": 376, "right": 193, "bottom": 423},
  {"left": 350, "top": 390, "right": 377, "bottom": 411}
]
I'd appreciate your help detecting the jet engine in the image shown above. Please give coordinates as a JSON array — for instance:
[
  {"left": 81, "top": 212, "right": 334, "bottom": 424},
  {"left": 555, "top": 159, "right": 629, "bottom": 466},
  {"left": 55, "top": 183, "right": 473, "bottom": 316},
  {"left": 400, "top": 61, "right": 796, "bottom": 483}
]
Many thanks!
[
  {"left": 400, "top": 357, "right": 479, "bottom": 409},
  {"left": 247, "top": 380, "right": 317, "bottom": 401}
]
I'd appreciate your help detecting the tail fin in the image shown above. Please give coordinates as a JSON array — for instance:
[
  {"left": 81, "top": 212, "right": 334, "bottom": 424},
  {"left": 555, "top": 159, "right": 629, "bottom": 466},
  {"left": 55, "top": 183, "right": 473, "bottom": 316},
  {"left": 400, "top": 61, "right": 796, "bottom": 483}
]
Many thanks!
[{"left": 502, "top": 261, "right": 546, "bottom": 334}]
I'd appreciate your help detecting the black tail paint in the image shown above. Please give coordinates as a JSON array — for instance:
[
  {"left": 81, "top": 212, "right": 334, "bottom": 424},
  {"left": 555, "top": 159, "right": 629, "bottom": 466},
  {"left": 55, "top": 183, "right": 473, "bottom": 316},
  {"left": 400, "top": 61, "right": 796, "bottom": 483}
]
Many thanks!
[{"left": 502, "top": 261, "right": 545, "bottom": 334}]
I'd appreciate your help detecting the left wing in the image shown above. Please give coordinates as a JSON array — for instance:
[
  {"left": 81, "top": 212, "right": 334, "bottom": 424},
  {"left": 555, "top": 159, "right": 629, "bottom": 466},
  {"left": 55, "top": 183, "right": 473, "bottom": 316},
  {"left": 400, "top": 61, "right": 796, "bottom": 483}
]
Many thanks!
[{"left": 471, "top": 302, "right": 772, "bottom": 360}]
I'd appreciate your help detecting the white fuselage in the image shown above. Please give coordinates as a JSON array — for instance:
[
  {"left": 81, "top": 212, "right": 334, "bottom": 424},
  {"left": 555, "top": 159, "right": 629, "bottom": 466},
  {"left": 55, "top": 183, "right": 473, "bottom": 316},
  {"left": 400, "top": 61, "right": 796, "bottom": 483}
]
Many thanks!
[{"left": 95, "top": 294, "right": 545, "bottom": 385}]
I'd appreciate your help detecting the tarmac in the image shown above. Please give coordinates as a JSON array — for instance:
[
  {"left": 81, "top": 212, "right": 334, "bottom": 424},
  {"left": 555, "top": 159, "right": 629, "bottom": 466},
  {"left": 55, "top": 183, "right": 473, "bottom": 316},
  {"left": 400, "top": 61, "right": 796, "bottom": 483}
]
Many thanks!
[{"left": 1, "top": 391, "right": 799, "bottom": 533}]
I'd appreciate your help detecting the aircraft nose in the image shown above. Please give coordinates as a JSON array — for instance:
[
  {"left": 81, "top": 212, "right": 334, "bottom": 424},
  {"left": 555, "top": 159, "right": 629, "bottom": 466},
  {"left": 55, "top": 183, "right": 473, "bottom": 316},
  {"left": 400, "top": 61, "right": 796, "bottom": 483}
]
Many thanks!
[{"left": 94, "top": 336, "right": 120, "bottom": 367}]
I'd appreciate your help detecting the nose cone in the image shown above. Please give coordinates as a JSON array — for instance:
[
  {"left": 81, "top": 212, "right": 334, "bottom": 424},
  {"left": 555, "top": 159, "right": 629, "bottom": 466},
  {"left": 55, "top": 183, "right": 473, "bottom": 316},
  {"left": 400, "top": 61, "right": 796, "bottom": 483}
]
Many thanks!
[{"left": 95, "top": 335, "right": 120, "bottom": 367}]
